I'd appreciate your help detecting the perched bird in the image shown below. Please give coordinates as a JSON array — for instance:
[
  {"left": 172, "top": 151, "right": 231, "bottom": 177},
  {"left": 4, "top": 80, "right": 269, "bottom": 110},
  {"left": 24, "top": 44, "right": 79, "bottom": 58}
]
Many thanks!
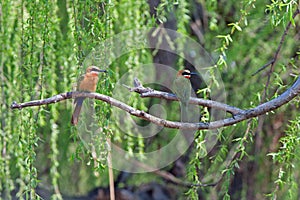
[
  {"left": 173, "top": 69, "right": 196, "bottom": 122},
  {"left": 71, "top": 66, "right": 106, "bottom": 125}
]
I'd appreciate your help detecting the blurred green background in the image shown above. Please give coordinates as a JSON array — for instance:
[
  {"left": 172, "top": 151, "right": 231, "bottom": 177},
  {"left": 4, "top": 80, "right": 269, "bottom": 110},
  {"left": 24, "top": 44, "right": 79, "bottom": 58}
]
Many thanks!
[{"left": 0, "top": 0, "right": 299, "bottom": 199}]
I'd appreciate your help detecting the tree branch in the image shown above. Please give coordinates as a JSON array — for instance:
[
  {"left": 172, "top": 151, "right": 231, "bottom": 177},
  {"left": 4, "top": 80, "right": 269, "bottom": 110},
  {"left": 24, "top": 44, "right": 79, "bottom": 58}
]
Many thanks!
[
  {"left": 10, "top": 76, "right": 300, "bottom": 130},
  {"left": 127, "top": 78, "right": 243, "bottom": 115},
  {"left": 263, "top": 8, "right": 300, "bottom": 99},
  {"left": 252, "top": 8, "right": 300, "bottom": 77}
]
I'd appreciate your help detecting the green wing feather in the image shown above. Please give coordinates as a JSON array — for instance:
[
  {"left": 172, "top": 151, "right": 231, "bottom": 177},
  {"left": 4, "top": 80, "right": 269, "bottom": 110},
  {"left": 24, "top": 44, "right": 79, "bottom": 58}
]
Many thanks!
[{"left": 173, "top": 76, "right": 191, "bottom": 122}]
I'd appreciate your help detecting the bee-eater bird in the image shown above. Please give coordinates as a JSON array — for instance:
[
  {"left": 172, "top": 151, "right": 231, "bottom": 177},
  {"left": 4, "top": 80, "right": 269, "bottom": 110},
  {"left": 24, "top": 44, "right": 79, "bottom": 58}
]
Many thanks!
[
  {"left": 71, "top": 66, "right": 106, "bottom": 125},
  {"left": 173, "top": 69, "right": 196, "bottom": 122}
]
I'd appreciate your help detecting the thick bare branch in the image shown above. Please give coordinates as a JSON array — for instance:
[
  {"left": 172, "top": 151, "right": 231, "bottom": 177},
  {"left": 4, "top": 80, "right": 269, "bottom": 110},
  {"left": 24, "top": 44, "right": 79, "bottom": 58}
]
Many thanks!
[
  {"left": 129, "top": 78, "right": 243, "bottom": 115},
  {"left": 10, "top": 76, "right": 300, "bottom": 130}
]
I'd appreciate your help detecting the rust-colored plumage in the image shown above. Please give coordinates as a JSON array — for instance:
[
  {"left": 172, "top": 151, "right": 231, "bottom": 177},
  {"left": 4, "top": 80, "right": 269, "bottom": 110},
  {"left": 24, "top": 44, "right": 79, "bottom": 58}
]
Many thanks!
[{"left": 71, "top": 66, "right": 106, "bottom": 125}]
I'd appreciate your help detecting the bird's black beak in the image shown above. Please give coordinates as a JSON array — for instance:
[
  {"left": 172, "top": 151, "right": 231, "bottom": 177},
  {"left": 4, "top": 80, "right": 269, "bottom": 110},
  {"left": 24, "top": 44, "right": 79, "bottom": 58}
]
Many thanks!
[{"left": 190, "top": 72, "right": 199, "bottom": 76}]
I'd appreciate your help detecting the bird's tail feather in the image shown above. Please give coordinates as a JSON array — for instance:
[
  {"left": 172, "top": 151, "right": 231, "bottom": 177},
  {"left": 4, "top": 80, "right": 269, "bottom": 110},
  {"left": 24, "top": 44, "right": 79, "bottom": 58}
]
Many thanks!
[
  {"left": 180, "top": 102, "right": 189, "bottom": 123},
  {"left": 71, "top": 97, "right": 85, "bottom": 125},
  {"left": 180, "top": 102, "right": 194, "bottom": 149}
]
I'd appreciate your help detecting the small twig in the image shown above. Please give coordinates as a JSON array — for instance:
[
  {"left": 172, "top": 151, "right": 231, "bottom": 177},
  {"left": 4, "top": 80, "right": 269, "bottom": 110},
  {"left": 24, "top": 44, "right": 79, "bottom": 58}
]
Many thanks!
[
  {"left": 111, "top": 145, "right": 219, "bottom": 188},
  {"left": 263, "top": 8, "right": 300, "bottom": 100},
  {"left": 211, "top": 119, "right": 253, "bottom": 187},
  {"left": 251, "top": 59, "right": 274, "bottom": 76},
  {"left": 253, "top": 8, "right": 299, "bottom": 78},
  {"left": 134, "top": 160, "right": 218, "bottom": 187},
  {"left": 107, "top": 139, "right": 115, "bottom": 200},
  {"left": 10, "top": 76, "right": 300, "bottom": 130}
]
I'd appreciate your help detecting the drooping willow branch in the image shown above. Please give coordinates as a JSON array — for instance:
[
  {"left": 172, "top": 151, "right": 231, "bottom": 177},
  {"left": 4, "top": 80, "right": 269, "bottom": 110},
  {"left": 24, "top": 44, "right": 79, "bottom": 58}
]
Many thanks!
[{"left": 11, "top": 76, "right": 300, "bottom": 130}]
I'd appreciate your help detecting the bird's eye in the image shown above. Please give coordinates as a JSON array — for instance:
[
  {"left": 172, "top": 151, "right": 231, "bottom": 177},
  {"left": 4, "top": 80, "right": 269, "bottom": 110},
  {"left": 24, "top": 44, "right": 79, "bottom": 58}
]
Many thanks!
[{"left": 182, "top": 70, "right": 191, "bottom": 76}]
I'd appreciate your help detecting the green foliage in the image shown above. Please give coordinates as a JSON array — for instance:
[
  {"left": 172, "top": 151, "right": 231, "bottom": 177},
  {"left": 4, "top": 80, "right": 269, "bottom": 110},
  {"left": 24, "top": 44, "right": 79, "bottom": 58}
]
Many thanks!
[
  {"left": 155, "top": 0, "right": 178, "bottom": 23},
  {"left": 265, "top": 0, "right": 298, "bottom": 26},
  {"left": 0, "top": 0, "right": 299, "bottom": 199},
  {"left": 213, "top": 0, "right": 256, "bottom": 69},
  {"left": 267, "top": 115, "right": 300, "bottom": 199}
]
